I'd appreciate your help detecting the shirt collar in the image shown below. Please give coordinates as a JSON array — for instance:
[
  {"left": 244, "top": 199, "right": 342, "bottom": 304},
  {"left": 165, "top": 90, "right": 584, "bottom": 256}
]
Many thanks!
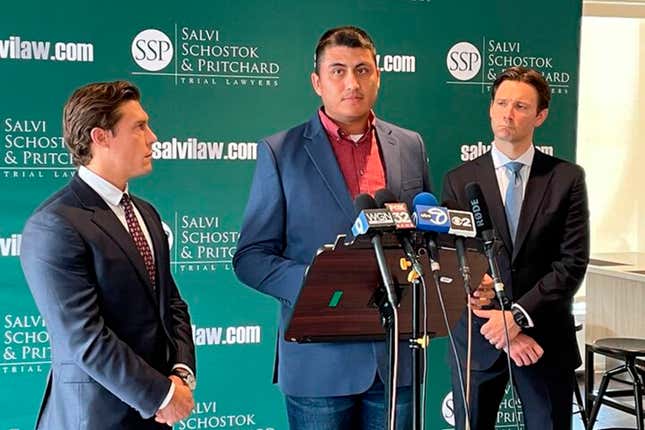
[
  {"left": 318, "top": 107, "right": 376, "bottom": 144},
  {"left": 78, "top": 165, "right": 130, "bottom": 206},
  {"left": 490, "top": 141, "right": 535, "bottom": 170}
]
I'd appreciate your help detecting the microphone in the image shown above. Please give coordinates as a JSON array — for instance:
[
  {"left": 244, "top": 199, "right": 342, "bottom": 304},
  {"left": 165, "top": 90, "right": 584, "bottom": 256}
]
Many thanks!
[
  {"left": 374, "top": 188, "right": 424, "bottom": 277},
  {"left": 411, "top": 192, "right": 444, "bottom": 272},
  {"left": 443, "top": 200, "right": 475, "bottom": 292},
  {"left": 411, "top": 193, "right": 450, "bottom": 234},
  {"left": 351, "top": 194, "right": 395, "bottom": 237},
  {"left": 464, "top": 182, "right": 494, "bottom": 244},
  {"left": 464, "top": 182, "right": 509, "bottom": 306},
  {"left": 412, "top": 191, "right": 439, "bottom": 208},
  {"left": 355, "top": 192, "right": 377, "bottom": 212},
  {"left": 353, "top": 194, "right": 402, "bottom": 426},
  {"left": 446, "top": 207, "right": 477, "bottom": 239},
  {"left": 352, "top": 194, "right": 398, "bottom": 306}
]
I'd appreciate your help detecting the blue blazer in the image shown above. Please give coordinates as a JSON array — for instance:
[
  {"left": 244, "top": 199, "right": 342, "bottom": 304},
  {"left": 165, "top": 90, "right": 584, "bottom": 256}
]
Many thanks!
[
  {"left": 233, "top": 113, "right": 431, "bottom": 397},
  {"left": 20, "top": 175, "right": 195, "bottom": 430}
]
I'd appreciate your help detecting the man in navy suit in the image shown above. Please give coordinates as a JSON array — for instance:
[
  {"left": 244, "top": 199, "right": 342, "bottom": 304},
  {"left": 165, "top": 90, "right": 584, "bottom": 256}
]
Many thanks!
[
  {"left": 233, "top": 26, "right": 431, "bottom": 429},
  {"left": 442, "top": 67, "right": 590, "bottom": 429},
  {"left": 20, "top": 81, "right": 196, "bottom": 429}
]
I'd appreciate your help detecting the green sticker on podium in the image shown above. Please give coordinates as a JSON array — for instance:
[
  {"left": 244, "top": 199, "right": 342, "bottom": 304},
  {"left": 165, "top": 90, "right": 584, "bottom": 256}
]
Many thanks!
[{"left": 328, "top": 290, "right": 343, "bottom": 307}]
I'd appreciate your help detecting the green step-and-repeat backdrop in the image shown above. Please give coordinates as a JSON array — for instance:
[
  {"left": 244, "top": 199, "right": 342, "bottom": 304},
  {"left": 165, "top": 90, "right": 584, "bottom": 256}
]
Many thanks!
[{"left": 1, "top": 1, "right": 581, "bottom": 428}]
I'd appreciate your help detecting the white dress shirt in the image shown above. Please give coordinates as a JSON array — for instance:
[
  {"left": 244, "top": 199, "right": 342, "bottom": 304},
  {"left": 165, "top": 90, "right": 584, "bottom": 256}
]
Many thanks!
[{"left": 489, "top": 143, "right": 535, "bottom": 328}]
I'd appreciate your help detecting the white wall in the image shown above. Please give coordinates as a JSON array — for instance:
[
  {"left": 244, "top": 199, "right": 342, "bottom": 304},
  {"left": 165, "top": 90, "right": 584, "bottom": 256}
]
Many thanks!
[{"left": 577, "top": 16, "right": 645, "bottom": 253}]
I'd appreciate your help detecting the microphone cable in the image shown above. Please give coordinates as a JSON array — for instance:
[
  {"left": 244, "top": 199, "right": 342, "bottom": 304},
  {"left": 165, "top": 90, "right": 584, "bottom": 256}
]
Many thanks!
[
  {"left": 386, "top": 304, "right": 399, "bottom": 430},
  {"left": 496, "top": 289, "right": 522, "bottom": 430},
  {"left": 466, "top": 294, "right": 473, "bottom": 430},
  {"left": 418, "top": 274, "right": 428, "bottom": 430},
  {"left": 430, "top": 263, "right": 472, "bottom": 429}
]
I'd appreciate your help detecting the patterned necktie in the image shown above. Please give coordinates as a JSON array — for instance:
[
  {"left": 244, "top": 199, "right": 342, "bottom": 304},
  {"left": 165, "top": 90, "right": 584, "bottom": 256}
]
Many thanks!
[
  {"left": 120, "top": 193, "right": 156, "bottom": 288},
  {"left": 504, "top": 161, "right": 524, "bottom": 244}
]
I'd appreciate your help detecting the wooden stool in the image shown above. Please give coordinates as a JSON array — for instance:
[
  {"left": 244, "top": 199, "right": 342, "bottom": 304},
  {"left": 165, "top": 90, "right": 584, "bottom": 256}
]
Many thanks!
[
  {"left": 585, "top": 338, "right": 645, "bottom": 430},
  {"left": 575, "top": 321, "right": 588, "bottom": 427}
]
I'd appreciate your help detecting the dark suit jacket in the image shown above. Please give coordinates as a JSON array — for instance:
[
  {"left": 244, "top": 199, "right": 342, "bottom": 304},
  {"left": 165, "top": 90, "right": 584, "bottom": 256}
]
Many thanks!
[
  {"left": 20, "top": 175, "right": 195, "bottom": 430},
  {"left": 442, "top": 149, "right": 589, "bottom": 371},
  {"left": 233, "top": 113, "right": 431, "bottom": 397}
]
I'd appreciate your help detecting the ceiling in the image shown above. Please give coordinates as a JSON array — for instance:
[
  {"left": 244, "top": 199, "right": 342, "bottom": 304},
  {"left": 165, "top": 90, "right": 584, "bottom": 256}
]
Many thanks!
[{"left": 584, "top": 0, "right": 645, "bottom": 17}]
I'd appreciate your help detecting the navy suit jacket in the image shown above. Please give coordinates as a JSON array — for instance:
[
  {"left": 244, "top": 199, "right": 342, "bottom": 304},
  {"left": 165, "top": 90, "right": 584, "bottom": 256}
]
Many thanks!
[
  {"left": 20, "top": 175, "right": 195, "bottom": 430},
  {"left": 442, "top": 149, "right": 589, "bottom": 371},
  {"left": 233, "top": 113, "right": 431, "bottom": 397}
]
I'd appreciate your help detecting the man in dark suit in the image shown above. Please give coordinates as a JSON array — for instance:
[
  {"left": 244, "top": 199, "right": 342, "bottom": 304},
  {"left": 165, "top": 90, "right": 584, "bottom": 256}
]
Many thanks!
[
  {"left": 20, "top": 81, "right": 196, "bottom": 429},
  {"left": 233, "top": 26, "right": 431, "bottom": 429},
  {"left": 442, "top": 67, "right": 590, "bottom": 429}
]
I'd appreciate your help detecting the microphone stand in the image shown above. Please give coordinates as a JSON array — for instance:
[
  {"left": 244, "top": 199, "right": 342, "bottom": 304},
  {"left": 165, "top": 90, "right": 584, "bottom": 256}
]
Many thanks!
[
  {"left": 371, "top": 234, "right": 399, "bottom": 430},
  {"left": 481, "top": 234, "right": 509, "bottom": 308},
  {"left": 481, "top": 236, "right": 522, "bottom": 430},
  {"left": 409, "top": 245, "right": 437, "bottom": 430},
  {"left": 409, "top": 272, "right": 424, "bottom": 430},
  {"left": 455, "top": 238, "right": 473, "bottom": 430}
]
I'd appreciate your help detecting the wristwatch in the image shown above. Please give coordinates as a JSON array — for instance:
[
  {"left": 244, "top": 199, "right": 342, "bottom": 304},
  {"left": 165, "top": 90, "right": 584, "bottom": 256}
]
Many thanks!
[
  {"left": 511, "top": 307, "right": 530, "bottom": 329},
  {"left": 172, "top": 368, "right": 196, "bottom": 391}
]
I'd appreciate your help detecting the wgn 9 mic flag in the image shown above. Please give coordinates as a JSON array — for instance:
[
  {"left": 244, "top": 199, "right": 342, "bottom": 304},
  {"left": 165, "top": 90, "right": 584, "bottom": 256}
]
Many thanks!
[{"left": 351, "top": 193, "right": 395, "bottom": 237}]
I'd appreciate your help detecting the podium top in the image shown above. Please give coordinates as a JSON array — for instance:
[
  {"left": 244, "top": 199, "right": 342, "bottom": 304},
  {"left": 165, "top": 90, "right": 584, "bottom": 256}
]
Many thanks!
[{"left": 285, "top": 234, "right": 488, "bottom": 343}]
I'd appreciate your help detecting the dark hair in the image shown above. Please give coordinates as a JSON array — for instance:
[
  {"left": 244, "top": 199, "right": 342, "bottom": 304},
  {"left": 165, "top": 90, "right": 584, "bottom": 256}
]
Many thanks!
[
  {"left": 491, "top": 67, "right": 551, "bottom": 113},
  {"left": 63, "top": 81, "right": 140, "bottom": 166},
  {"left": 313, "top": 26, "right": 376, "bottom": 73}
]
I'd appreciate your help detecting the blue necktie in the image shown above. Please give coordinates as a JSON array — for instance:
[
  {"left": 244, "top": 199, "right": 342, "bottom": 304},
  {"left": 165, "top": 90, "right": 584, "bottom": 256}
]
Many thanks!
[{"left": 504, "top": 161, "right": 524, "bottom": 244}]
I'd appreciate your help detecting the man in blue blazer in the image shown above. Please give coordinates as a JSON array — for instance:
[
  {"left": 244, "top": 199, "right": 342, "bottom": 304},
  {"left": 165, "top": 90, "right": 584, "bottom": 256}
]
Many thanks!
[
  {"left": 20, "top": 81, "right": 196, "bottom": 429},
  {"left": 442, "top": 67, "right": 590, "bottom": 429},
  {"left": 233, "top": 26, "right": 431, "bottom": 429}
]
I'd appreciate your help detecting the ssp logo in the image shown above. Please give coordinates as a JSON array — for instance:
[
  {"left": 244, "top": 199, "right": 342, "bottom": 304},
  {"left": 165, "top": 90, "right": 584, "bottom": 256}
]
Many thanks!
[{"left": 132, "top": 29, "right": 173, "bottom": 71}]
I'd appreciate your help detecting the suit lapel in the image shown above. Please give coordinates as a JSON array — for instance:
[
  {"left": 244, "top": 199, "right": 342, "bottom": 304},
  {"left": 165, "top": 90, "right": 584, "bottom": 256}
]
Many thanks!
[
  {"left": 70, "top": 175, "right": 156, "bottom": 303},
  {"left": 303, "top": 115, "right": 355, "bottom": 223},
  {"left": 512, "top": 150, "right": 554, "bottom": 261},
  {"left": 475, "top": 153, "right": 513, "bottom": 254},
  {"left": 375, "top": 120, "right": 402, "bottom": 196}
]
